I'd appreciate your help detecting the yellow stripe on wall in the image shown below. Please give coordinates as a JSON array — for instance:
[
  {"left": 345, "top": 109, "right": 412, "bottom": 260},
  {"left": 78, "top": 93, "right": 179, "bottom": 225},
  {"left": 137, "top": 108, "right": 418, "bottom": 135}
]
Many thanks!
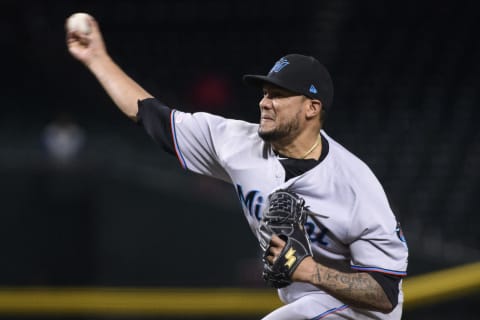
[
  {"left": 403, "top": 261, "right": 480, "bottom": 309},
  {"left": 0, "top": 287, "right": 282, "bottom": 316},
  {"left": 0, "top": 261, "right": 479, "bottom": 316}
]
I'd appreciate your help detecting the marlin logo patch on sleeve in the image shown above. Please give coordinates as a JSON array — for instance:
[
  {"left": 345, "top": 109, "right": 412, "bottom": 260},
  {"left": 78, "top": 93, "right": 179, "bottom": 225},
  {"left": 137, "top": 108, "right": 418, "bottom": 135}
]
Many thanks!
[{"left": 396, "top": 222, "right": 407, "bottom": 246}]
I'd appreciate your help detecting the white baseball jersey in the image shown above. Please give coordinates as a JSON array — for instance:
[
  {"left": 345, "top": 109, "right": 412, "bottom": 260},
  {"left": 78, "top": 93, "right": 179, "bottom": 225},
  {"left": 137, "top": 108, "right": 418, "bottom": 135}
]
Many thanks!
[{"left": 146, "top": 105, "right": 408, "bottom": 319}]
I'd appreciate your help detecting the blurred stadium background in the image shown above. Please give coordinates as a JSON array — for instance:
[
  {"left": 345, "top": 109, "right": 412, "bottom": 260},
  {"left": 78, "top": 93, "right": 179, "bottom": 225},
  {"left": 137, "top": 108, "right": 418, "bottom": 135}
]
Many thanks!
[{"left": 0, "top": 0, "right": 479, "bottom": 319}]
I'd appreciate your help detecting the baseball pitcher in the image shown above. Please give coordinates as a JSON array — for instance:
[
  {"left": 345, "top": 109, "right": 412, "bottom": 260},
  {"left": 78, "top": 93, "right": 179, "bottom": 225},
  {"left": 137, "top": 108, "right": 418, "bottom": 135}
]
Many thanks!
[{"left": 66, "top": 14, "right": 408, "bottom": 320}]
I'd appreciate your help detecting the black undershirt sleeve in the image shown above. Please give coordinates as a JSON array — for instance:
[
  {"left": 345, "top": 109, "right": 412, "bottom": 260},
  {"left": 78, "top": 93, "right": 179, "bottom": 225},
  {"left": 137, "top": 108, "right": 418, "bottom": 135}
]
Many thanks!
[
  {"left": 369, "top": 272, "right": 401, "bottom": 308},
  {"left": 136, "top": 98, "right": 175, "bottom": 155}
]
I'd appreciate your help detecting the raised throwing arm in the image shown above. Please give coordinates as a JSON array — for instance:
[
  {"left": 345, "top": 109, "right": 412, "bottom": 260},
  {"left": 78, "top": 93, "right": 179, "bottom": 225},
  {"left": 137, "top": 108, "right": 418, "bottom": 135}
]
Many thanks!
[{"left": 66, "top": 14, "right": 152, "bottom": 120}]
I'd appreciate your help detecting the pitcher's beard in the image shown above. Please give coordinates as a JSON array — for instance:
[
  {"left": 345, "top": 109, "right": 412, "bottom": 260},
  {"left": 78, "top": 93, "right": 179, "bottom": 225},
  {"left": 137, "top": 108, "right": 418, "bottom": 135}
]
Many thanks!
[{"left": 258, "top": 118, "right": 300, "bottom": 143}]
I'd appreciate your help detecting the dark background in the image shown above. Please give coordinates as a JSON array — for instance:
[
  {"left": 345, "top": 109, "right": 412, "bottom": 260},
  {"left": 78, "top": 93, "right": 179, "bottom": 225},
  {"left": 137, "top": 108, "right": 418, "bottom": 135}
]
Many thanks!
[{"left": 0, "top": 0, "right": 479, "bottom": 318}]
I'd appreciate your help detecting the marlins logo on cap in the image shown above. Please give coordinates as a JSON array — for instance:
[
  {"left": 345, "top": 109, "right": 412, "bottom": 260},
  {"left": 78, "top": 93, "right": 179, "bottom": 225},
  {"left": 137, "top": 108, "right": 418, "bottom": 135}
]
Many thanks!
[{"left": 269, "top": 58, "right": 290, "bottom": 73}]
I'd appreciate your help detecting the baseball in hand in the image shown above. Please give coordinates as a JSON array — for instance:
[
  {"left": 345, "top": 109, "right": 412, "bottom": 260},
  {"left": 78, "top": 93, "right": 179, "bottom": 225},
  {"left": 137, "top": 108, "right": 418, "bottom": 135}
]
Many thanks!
[{"left": 66, "top": 13, "right": 92, "bottom": 34}]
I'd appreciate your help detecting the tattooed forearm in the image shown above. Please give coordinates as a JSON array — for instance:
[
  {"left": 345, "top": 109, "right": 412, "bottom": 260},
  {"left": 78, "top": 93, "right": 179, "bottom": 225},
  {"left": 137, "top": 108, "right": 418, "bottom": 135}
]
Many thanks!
[
  {"left": 313, "top": 265, "right": 322, "bottom": 283},
  {"left": 310, "top": 265, "right": 393, "bottom": 312}
]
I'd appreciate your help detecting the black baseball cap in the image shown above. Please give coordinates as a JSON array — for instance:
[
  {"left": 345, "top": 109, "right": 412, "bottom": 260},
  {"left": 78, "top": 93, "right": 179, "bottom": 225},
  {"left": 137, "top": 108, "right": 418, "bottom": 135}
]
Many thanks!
[{"left": 243, "top": 54, "right": 334, "bottom": 110}]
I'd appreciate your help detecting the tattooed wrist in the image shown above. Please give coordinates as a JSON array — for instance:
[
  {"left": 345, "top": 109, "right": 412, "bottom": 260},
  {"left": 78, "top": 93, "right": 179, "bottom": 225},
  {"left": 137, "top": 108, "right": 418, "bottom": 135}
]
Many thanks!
[
  {"left": 312, "top": 265, "right": 322, "bottom": 284},
  {"left": 310, "top": 264, "right": 393, "bottom": 312}
]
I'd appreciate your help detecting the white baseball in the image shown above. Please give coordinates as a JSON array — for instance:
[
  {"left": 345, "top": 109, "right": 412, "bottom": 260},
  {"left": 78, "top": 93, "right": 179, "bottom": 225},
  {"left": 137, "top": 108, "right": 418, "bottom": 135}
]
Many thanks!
[{"left": 67, "top": 13, "right": 92, "bottom": 34}]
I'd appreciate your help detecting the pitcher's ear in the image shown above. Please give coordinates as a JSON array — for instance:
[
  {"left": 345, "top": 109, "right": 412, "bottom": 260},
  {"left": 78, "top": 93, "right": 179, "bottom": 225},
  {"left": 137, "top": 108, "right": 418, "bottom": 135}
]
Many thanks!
[{"left": 305, "top": 99, "right": 322, "bottom": 119}]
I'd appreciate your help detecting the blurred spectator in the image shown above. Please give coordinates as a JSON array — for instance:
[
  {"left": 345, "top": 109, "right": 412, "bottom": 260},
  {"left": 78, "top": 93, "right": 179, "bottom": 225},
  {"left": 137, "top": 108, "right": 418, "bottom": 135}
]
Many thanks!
[
  {"left": 42, "top": 113, "right": 85, "bottom": 165},
  {"left": 188, "top": 73, "right": 232, "bottom": 112}
]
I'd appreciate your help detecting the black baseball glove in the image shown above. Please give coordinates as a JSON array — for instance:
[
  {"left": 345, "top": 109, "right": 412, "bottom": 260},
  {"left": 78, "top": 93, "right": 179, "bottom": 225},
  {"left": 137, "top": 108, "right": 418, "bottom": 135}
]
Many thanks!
[{"left": 257, "top": 189, "right": 313, "bottom": 288}]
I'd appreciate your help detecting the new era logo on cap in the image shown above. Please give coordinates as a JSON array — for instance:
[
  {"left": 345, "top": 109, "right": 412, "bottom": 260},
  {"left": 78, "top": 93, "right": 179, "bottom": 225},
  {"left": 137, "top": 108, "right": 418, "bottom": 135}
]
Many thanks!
[{"left": 309, "top": 85, "right": 318, "bottom": 94}]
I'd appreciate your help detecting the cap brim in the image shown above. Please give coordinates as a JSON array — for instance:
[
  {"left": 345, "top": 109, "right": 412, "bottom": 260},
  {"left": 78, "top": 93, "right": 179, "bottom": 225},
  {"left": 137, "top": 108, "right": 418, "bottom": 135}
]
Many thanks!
[
  {"left": 243, "top": 74, "right": 306, "bottom": 98},
  {"left": 243, "top": 74, "right": 290, "bottom": 91}
]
